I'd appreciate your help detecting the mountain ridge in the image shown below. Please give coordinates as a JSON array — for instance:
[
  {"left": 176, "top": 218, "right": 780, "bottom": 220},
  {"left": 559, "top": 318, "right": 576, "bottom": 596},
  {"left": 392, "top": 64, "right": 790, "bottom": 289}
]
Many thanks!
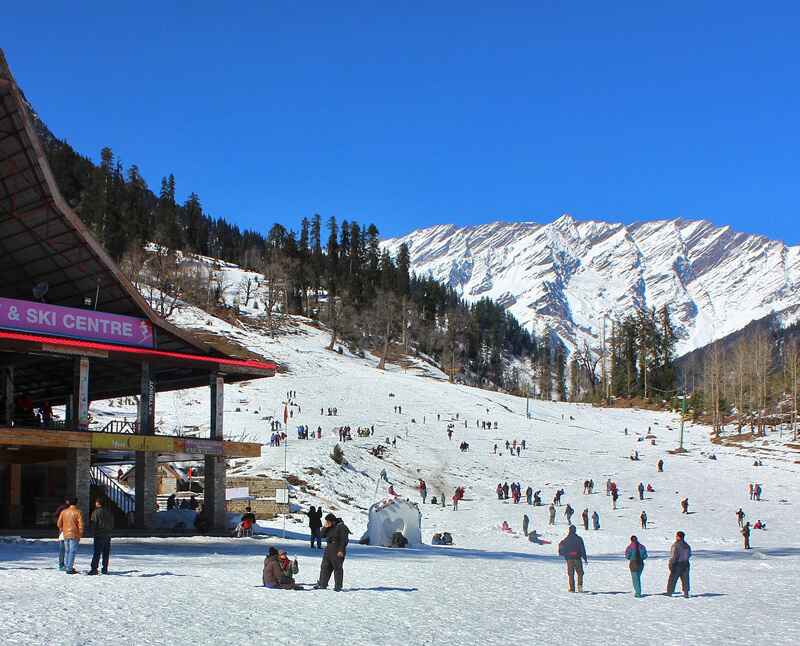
[{"left": 382, "top": 215, "right": 800, "bottom": 356}]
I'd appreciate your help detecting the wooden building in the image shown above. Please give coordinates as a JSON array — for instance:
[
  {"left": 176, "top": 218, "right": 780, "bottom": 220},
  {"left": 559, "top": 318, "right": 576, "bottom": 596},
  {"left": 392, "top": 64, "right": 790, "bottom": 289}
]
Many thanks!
[{"left": 0, "top": 50, "right": 276, "bottom": 531}]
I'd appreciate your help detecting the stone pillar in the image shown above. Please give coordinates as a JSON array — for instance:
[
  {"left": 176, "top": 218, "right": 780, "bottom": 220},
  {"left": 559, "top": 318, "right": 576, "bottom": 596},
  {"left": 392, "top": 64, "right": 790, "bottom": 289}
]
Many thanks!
[
  {"left": 7, "top": 463, "right": 22, "bottom": 528},
  {"left": 66, "top": 448, "right": 91, "bottom": 520},
  {"left": 135, "top": 362, "right": 157, "bottom": 530},
  {"left": 2, "top": 365, "right": 13, "bottom": 426},
  {"left": 67, "top": 356, "right": 90, "bottom": 519},
  {"left": 204, "top": 373, "right": 226, "bottom": 530},
  {"left": 71, "top": 356, "right": 90, "bottom": 431}
]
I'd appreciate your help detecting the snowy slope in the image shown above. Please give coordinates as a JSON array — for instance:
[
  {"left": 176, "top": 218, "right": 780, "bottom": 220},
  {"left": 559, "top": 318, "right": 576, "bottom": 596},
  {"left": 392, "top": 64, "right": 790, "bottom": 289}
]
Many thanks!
[
  {"left": 382, "top": 216, "right": 800, "bottom": 355},
  {"left": 3, "top": 303, "right": 799, "bottom": 645}
]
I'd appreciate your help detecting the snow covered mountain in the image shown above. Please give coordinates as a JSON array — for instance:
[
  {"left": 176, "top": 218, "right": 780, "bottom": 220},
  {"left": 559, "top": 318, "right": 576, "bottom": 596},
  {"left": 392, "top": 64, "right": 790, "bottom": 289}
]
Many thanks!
[{"left": 382, "top": 215, "right": 800, "bottom": 356}]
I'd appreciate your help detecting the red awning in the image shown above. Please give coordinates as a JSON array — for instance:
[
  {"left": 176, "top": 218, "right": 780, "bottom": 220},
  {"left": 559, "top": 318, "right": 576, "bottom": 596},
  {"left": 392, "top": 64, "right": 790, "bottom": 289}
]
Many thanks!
[{"left": 0, "top": 330, "right": 277, "bottom": 373}]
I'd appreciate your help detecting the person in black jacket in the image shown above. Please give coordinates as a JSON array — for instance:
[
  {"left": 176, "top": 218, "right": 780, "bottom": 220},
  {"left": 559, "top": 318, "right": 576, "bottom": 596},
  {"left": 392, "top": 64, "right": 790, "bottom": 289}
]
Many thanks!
[
  {"left": 88, "top": 498, "right": 114, "bottom": 575},
  {"left": 558, "top": 525, "right": 588, "bottom": 592},
  {"left": 315, "top": 513, "right": 350, "bottom": 591},
  {"left": 307, "top": 506, "right": 323, "bottom": 549}
]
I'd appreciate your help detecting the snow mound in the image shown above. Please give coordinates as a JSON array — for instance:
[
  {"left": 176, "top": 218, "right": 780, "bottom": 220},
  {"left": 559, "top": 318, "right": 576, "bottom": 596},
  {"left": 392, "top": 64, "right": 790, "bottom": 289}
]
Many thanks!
[{"left": 365, "top": 498, "right": 422, "bottom": 547}]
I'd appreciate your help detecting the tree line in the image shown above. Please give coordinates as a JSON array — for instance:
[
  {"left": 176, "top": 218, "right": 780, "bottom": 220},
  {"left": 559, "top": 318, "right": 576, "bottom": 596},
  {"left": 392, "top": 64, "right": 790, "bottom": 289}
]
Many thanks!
[
  {"left": 37, "top": 129, "right": 537, "bottom": 390},
  {"left": 564, "top": 305, "right": 679, "bottom": 404},
  {"left": 678, "top": 316, "right": 800, "bottom": 435}
]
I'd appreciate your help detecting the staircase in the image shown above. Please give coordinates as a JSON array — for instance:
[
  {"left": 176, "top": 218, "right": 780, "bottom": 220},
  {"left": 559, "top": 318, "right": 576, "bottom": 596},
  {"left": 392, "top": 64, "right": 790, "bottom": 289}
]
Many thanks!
[{"left": 90, "top": 466, "right": 135, "bottom": 515}]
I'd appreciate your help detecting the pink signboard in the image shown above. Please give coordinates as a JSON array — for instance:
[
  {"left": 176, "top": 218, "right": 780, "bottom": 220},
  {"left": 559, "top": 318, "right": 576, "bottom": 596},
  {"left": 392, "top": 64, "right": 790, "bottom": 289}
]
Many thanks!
[{"left": 0, "top": 297, "right": 154, "bottom": 348}]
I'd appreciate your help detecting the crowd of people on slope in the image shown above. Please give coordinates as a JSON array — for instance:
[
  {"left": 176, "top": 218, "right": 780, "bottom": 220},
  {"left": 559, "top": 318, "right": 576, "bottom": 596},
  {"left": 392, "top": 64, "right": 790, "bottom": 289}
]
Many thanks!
[{"left": 490, "top": 438, "right": 528, "bottom": 457}]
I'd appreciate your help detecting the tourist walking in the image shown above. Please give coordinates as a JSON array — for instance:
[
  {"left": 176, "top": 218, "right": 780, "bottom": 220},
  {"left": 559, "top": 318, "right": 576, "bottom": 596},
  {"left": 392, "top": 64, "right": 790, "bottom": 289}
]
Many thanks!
[
  {"left": 625, "top": 535, "right": 648, "bottom": 597},
  {"left": 558, "top": 525, "right": 588, "bottom": 593},
  {"left": 666, "top": 531, "right": 692, "bottom": 597}
]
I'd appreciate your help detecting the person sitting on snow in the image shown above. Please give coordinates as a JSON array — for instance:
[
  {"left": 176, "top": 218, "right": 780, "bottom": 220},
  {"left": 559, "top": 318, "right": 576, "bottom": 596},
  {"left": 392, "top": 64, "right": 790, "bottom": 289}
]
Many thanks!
[
  {"left": 236, "top": 507, "right": 256, "bottom": 537},
  {"left": 501, "top": 520, "right": 512, "bottom": 533},
  {"left": 263, "top": 547, "right": 299, "bottom": 590}
]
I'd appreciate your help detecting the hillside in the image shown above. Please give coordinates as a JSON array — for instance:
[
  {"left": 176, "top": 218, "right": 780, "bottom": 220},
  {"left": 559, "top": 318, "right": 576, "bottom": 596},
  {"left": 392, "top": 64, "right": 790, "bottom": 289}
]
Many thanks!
[
  {"left": 4, "top": 297, "right": 800, "bottom": 644},
  {"left": 382, "top": 215, "right": 800, "bottom": 356}
]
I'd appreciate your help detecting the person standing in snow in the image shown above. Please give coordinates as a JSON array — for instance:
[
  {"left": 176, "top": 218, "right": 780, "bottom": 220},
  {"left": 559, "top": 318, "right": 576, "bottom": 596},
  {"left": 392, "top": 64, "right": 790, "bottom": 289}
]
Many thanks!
[
  {"left": 666, "top": 531, "right": 692, "bottom": 598},
  {"left": 496, "top": 483, "right": 503, "bottom": 500},
  {"left": 741, "top": 522, "right": 751, "bottom": 549},
  {"left": 558, "top": 525, "right": 588, "bottom": 593},
  {"left": 307, "top": 506, "right": 323, "bottom": 549},
  {"left": 548, "top": 504, "right": 556, "bottom": 525},
  {"left": 581, "top": 508, "right": 589, "bottom": 530},
  {"left": 526, "top": 486, "right": 533, "bottom": 505},
  {"left": 625, "top": 535, "right": 648, "bottom": 598},
  {"left": 592, "top": 511, "right": 600, "bottom": 530},
  {"left": 315, "top": 514, "right": 350, "bottom": 591},
  {"left": 56, "top": 498, "right": 83, "bottom": 575},
  {"left": 611, "top": 489, "right": 619, "bottom": 510},
  {"left": 88, "top": 498, "right": 114, "bottom": 575},
  {"left": 640, "top": 511, "right": 648, "bottom": 529},
  {"left": 680, "top": 497, "right": 689, "bottom": 514},
  {"left": 606, "top": 478, "right": 612, "bottom": 496},
  {"left": 736, "top": 508, "right": 745, "bottom": 528},
  {"left": 657, "top": 459, "right": 664, "bottom": 473},
  {"left": 419, "top": 480, "right": 428, "bottom": 504},
  {"left": 53, "top": 497, "right": 70, "bottom": 571},
  {"left": 564, "top": 504, "right": 574, "bottom": 525},
  {"left": 638, "top": 482, "right": 645, "bottom": 500},
  {"left": 522, "top": 514, "right": 530, "bottom": 536},
  {"left": 503, "top": 482, "right": 510, "bottom": 500}
]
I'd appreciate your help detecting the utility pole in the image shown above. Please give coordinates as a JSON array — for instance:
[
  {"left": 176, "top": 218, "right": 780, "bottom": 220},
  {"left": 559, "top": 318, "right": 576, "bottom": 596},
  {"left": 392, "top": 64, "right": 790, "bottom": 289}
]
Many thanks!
[
  {"left": 678, "top": 387, "right": 687, "bottom": 452},
  {"left": 526, "top": 384, "right": 532, "bottom": 419},
  {"left": 601, "top": 314, "right": 607, "bottom": 403}
]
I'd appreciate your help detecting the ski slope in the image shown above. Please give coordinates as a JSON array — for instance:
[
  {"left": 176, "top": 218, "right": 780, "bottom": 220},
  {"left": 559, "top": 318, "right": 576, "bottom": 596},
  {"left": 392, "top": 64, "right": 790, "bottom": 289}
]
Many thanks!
[{"left": 2, "top": 310, "right": 799, "bottom": 646}]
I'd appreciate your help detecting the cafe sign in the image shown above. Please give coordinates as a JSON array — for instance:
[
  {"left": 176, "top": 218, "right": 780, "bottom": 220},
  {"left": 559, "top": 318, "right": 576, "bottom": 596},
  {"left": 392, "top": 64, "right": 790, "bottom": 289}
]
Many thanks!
[{"left": 0, "top": 297, "right": 154, "bottom": 348}]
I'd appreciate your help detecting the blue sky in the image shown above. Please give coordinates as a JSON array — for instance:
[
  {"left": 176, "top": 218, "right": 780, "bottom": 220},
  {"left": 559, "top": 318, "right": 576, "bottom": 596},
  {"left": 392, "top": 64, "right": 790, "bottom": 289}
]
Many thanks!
[{"left": 3, "top": 2, "right": 799, "bottom": 242}]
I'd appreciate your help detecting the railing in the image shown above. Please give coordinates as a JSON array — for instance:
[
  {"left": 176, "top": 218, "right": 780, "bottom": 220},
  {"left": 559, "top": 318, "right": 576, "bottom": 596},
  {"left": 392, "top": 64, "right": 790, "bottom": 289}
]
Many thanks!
[
  {"left": 99, "top": 420, "right": 139, "bottom": 434},
  {"left": 90, "top": 466, "right": 136, "bottom": 514}
]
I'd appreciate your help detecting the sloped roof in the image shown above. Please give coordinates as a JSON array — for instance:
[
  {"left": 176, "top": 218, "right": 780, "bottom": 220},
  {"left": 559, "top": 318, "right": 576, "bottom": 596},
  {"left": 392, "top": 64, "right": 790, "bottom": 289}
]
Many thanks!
[{"left": 0, "top": 49, "right": 275, "bottom": 399}]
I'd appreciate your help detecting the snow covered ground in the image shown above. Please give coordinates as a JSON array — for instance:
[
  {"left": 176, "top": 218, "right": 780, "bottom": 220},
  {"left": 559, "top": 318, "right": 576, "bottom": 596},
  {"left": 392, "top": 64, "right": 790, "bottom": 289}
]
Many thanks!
[{"left": 2, "top": 309, "right": 800, "bottom": 645}]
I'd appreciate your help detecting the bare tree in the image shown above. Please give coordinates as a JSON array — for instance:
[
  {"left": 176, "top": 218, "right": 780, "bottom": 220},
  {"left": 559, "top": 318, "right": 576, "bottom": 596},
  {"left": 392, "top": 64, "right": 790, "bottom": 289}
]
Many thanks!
[
  {"left": 239, "top": 277, "right": 257, "bottom": 308},
  {"left": 261, "top": 253, "right": 289, "bottom": 327},
  {"left": 575, "top": 341, "right": 600, "bottom": 396},
  {"left": 785, "top": 338, "right": 799, "bottom": 440},
  {"left": 444, "top": 307, "right": 468, "bottom": 383},
  {"left": 122, "top": 246, "right": 188, "bottom": 319},
  {"left": 325, "top": 291, "right": 352, "bottom": 351},
  {"left": 374, "top": 290, "right": 400, "bottom": 370},
  {"left": 705, "top": 341, "right": 723, "bottom": 434}
]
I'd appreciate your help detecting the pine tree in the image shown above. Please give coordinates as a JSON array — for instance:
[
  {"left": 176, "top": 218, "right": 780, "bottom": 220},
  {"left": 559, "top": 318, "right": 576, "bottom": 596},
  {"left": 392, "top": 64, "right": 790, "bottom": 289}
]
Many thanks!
[{"left": 555, "top": 341, "right": 567, "bottom": 401}]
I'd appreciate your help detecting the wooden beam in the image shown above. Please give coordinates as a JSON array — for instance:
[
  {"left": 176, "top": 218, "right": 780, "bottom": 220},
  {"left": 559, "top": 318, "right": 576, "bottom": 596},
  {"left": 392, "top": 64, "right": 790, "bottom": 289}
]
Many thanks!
[
  {"left": 223, "top": 441, "right": 262, "bottom": 458},
  {"left": 0, "top": 427, "right": 91, "bottom": 449}
]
